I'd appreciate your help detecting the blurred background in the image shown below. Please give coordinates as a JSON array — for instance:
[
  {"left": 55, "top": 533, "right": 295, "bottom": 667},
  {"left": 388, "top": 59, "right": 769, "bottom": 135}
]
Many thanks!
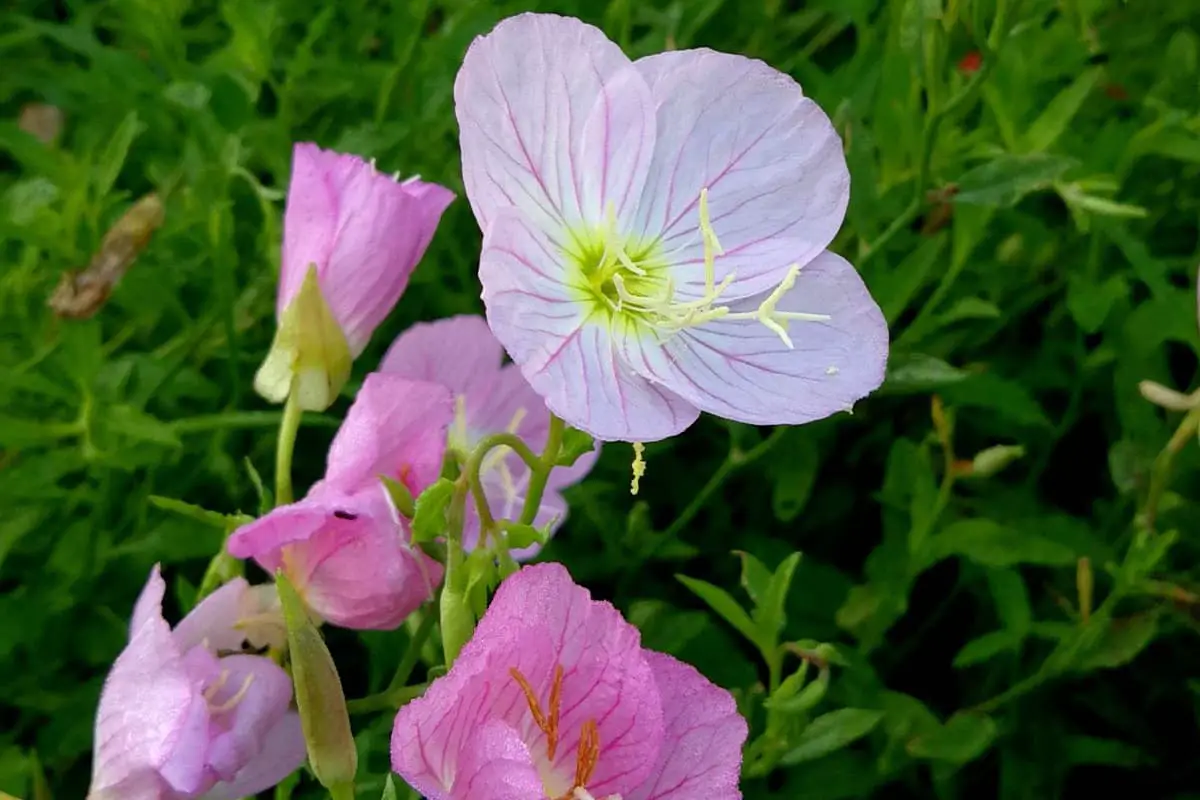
[{"left": 3, "top": 0, "right": 1200, "bottom": 797}]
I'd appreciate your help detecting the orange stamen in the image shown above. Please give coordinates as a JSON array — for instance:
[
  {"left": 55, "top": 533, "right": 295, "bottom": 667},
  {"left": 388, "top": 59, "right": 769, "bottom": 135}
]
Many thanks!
[
  {"left": 509, "top": 666, "right": 563, "bottom": 759},
  {"left": 573, "top": 720, "right": 600, "bottom": 790}
]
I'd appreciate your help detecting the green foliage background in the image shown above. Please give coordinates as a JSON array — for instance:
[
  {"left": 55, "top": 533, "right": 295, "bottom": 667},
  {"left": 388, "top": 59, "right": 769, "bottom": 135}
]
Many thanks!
[{"left": 3, "top": 0, "right": 1200, "bottom": 797}]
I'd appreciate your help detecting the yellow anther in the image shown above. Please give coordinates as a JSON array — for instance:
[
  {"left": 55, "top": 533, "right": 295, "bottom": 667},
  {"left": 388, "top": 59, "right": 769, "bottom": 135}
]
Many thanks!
[{"left": 630, "top": 442, "right": 646, "bottom": 495}]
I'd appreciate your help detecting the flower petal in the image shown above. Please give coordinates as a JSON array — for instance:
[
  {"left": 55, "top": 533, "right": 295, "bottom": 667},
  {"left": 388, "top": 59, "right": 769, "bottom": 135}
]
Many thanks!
[
  {"left": 481, "top": 208, "right": 699, "bottom": 441},
  {"left": 448, "top": 720, "right": 545, "bottom": 800},
  {"left": 631, "top": 49, "right": 850, "bottom": 300},
  {"left": 92, "top": 570, "right": 211, "bottom": 798},
  {"left": 392, "top": 563, "right": 664, "bottom": 798},
  {"left": 282, "top": 144, "right": 454, "bottom": 355},
  {"left": 171, "top": 577, "right": 254, "bottom": 655},
  {"left": 626, "top": 652, "right": 748, "bottom": 800},
  {"left": 632, "top": 250, "right": 887, "bottom": 425},
  {"left": 227, "top": 487, "right": 441, "bottom": 630},
  {"left": 323, "top": 372, "right": 453, "bottom": 495},
  {"left": 380, "top": 315, "right": 508, "bottom": 404},
  {"left": 203, "top": 712, "right": 305, "bottom": 800},
  {"left": 204, "top": 654, "right": 297, "bottom": 782},
  {"left": 455, "top": 13, "right": 641, "bottom": 233}
]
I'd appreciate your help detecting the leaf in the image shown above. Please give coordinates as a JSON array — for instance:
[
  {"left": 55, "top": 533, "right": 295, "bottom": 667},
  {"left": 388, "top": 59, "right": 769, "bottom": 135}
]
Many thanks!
[
  {"left": 1022, "top": 68, "right": 1102, "bottom": 153},
  {"left": 768, "top": 666, "right": 830, "bottom": 715},
  {"left": 880, "top": 354, "right": 968, "bottom": 394},
  {"left": 1064, "top": 736, "right": 1146, "bottom": 767},
  {"left": 986, "top": 568, "right": 1032, "bottom": 633},
  {"left": 872, "top": 235, "right": 947, "bottom": 324},
  {"left": 94, "top": 111, "right": 142, "bottom": 197},
  {"left": 755, "top": 552, "right": 803, "bottom": 645},
  {"left": 500, "top": 522, "right": 545, "bottom": 550},
  {"left": 925, "top": 519, "right": 1076, "bottom": 568},
  {"left": 733, "top": 551, "right": 773, "bottom": 607},
  {"left": 934, "top": 297, "right": 1001, "bottom": 327},
  {"left": 677, "top": 574, "right": 764, "bottom": 653},
  {"left": 148, "top": 495, "right": 248, "bottom": 530},
  {"left": 953, "top": 629, "right": 1022, "bottom": 667},
  {"left": 106, "top": 405, "right": 182, "bottom": 447},
  {"left": 954, "top": 153, "right": 1077, "bottom": 207},
  {"left": 1066, "top": 273, "right": 1126, "bottom": 334},
  {"left": 907, "top": 711, "right": 997, "bottom": 764},
  {"left": 939, "top": 373, "right": 1051, "bottom": 427},
  {"left": 1075, "top": 613, "right": 1159, "bottom": 671},
  {"left": 781, "top": 708, "right": 884, "bottom": 765},
  {"left": 770, "top": 433, "right": 819, "bottom": 522},
  {"left": 411, "top": 478, "right": 455, "bottom": 543},
  {"left": 381, "top": 775, "right": 398, "bottom": 800},
  {"left": 555, "top": 427, "right": 596, "bottom": 467}
]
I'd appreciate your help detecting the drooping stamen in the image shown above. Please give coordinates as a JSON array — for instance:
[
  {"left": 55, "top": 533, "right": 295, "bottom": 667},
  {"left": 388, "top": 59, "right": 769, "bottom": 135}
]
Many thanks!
[
  {"left": 510, "top": 664, "right": 564, "bottom": 760},
  {"left": 571, "top": 720, "right": 600, "bottom": 792},
  {"left": 630, "top": 443, "right": 646, "bottom": 496}
]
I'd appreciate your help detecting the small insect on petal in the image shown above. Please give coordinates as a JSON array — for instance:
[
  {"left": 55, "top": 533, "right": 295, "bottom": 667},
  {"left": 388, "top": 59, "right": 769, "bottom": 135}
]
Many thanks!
[{"left": 49, "top": 192, "right": 165, "bottom": 320}]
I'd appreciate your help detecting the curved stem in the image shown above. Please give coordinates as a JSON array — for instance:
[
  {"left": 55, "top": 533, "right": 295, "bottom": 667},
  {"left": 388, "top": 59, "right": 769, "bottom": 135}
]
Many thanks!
[
  {"left": 274, "top": 387, "right": 303, "bottom": 506},
  {"left": 519, "top": 414, "right": 565, "bottom": 526},
  {"left": 1141, "top": 408, "right": 1200, "bottom": 532}
]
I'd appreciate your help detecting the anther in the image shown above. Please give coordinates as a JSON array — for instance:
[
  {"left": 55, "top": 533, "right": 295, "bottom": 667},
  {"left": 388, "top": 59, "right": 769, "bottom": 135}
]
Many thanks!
[
  {"left": 510, "top": 665, "right": 564, "bottom": 760},
  {"left": 630, "top": 443, "right": 646, "bottom": 495},
  {"left": 208, "top": 673, "right": 256, "bottom": 714}
]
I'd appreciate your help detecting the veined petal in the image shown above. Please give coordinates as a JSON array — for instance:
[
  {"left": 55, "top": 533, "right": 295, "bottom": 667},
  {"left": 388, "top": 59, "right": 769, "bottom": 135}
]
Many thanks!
[
  {"left": 323, "top": 373, "right": 453, "bottom": 495},
  {"left": 204, "top": 654, "right": 296, "bottom": 782},
  {"left": 632, "top": 49, "right": 849, "bottom": 300},
  {"left": 579, "top": 64, "right": 657, "bottom": 228},
  {"left": 455, "top": 13, "right": 643, "bottom": 233},
  {"left": 481, "top": 208, "right": 699, "bottom": 441},
  {"left": 448, "top": 720, "right": 545, "bottom": 800},
  {"left": 626, "top": 652, "right": 747, "bottom": 800},
  {"left": 635, "top": 250, "right": 887, "bottom": 425},
  {"left": 380, "top": 315, "right": 507, "bottom": 403}
]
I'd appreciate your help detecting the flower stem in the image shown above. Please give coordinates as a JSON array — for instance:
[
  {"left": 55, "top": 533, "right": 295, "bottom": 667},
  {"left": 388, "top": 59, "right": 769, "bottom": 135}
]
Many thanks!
[
  {"left": 1140, "top": 407, "right": 1200, "bottom": 532},
  {"left": 274, "top": 386, "right": 303, "bottom": 506},
  {"left": 518, "top": 414, "right": 565, "bottom": 526}
]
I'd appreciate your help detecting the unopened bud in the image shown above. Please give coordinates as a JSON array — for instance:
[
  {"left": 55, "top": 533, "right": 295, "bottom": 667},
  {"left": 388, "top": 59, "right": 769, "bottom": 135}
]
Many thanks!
[
  {"left": 276, "top": 572, "right": 357, "bottom": 793},
  {"left": 1138, "top": 380, "right": 1200, "bottom": 411},
  {"left": 969, "top": 445, "right": 1026, "bottom": 478}
]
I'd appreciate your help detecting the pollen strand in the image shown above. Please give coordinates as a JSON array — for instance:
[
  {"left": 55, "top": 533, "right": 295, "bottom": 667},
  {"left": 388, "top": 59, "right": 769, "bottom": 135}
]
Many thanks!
[{"left": 509, "top": 665, "right": 563, "bottom": 760}]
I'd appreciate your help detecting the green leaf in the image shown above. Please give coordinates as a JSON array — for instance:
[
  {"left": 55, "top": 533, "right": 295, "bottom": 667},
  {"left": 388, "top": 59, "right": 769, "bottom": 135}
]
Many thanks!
[
  {"left": 986, "top": 568, "right": 1032, "bottom": 633},
  {"left": 872, "top": 235, "right": 947, "bottom": 324},
  {"left": 380, "top": 475, "right": 415, "bottom": 519},
  {"left": 770, "top": 434, "right": 819, "bottom": 522},
  {"left": 954, "top": 154, "right": 1077, "bottom": 207},
  {"left": 768, "top": 665, "right": 830, "bottom": 715},
  {"left": 381, "top": 775, "right": 398, "bottom": 800},
  {"left": 940, "top": 373, "right": 1051, "bottom": 427},
  {"left": 1075, "top": 613, "right": 1159, "bottom": 671},
  {"left": 925, "top": 519, "right": 1077, "bottom": 568},
  {"left": 555, "top": 427, "right": 596, "bottom": 467},
  {"left": 500, "top": 521, "right": 545, "bottom": 550},
  {"left": 244, "top": 457, "right": 272, "bottom": 515},
  {"left": 733, "top": 551, "right": 773, "bottom": 607},
  {"left": 148, "top": 495, "right": 249, "bottom": 530},
  {"left": 880, "top": 354, "right": 968, "bottom": 394},
  {"left": 411, "top": 478, "right": 455, "bottom": 543},
  {"left": 1067, "top": 274, "right": 1127, "bottom": 334},
  {"left": 677, "top": 574, "right": 764, "bottom": 653},
  {"left": 755, "top": 552, "right": 803, "bottom": 645},
  {"left": 1064, "top": 736, "right": 1146, "bottom": 767},
  {"left": 95, "top": 111, "right": 142, "bottom": 197},
  {"left": 106, "top": 405, "right": 182, "bottom": 447},
  {"left": 781, "top": 708, "right": 884, "bottom": 765},
  {"left": 1022, "top": 68, "right": 1102, "bottom": 153},
  {"left": 952, "top": 629, "right": 1022, "bottom": 667},
  {"left": 907, "top": 711, "right": 997, "bottom": 764}
]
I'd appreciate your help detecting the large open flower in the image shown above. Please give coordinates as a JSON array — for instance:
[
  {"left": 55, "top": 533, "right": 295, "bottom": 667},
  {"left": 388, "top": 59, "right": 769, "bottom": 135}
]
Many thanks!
[
  {"left": 391, "top": 563, "right": 746, "bottom": 800},
  {"left": 456, "top": 13, "right": 887, "bottom": 442}
]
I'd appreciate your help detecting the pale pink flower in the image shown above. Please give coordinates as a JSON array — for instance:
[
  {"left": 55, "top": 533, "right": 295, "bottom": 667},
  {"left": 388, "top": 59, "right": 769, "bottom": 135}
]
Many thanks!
[
  {"left": 391, "top": 563, "right": 746, "bottom": 800},
  {"left": 380, "top": 315, "right": 598, "bottom": 554},
  {"left": 229, "top": 373, "right": 451, "bottom": 630},
  {"left": 456, "top": 13, "right": 887, "bottom": 442},
  {"left": 254, "top": 143, "right": 455, "bottom": 411},
  {"left": 89, "top": 567, "right": 303, "bottom": 800}
]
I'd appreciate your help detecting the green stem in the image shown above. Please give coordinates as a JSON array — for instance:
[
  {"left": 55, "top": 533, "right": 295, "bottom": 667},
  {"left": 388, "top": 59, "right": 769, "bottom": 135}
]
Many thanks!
[
  {"left": 1141, "top": 408, "right": 1200, "bottom": 532},
  {"left": 170, "top": 410, "right": 340, "bottom": 434},
  {"left": 345, "top": 682, "right": 428, "bottom": 715},
  {"left": 275, "top": 388, "right": 303, "bottom": 506},
  {"left": 386, "top": 603, "right": 438, "bottom": 694},
  {"left": 519, "top": 414, "right": 565, "bottom": 526},
  {"left": 662, "top": 427, "right": 786, "bottom": 542}
]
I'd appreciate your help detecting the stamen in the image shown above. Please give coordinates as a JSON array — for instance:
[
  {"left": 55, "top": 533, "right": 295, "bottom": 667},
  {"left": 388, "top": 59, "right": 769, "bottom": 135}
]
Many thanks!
[
  {"left": 572, "top": 720, "right": 600, "bottom": 789},
  {"left": 630, "top": 442, "right": 646, "bottom": 496},
  {"left": 203, "top": 669, "right": 230, "bottom": 701},
  {"left": 208, "top": 673, "right": 256, "bottom": 713},
  {"left": 509, "top": 665, "right": 563, "bottom": 760}
]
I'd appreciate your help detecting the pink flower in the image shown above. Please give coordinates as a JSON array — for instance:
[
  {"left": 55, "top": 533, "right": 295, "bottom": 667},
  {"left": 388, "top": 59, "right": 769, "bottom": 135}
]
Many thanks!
[
  {"left": 229, "top": 373, "right": 451, "bottom": 630},
  {"left": 254, "top": 143, "right": 455, "bottom": 411},
  {"left": 391, "top": 563, "right": 747, "bottom": 800},
  {"left": 89, "top": 567, "right": 303, "bottom": 800},
  {"left": 456, "top": 13, "right": 887, "bottom": 442},
  {"left": 380, "top": 315, "right": 599, "bottom": 554}
]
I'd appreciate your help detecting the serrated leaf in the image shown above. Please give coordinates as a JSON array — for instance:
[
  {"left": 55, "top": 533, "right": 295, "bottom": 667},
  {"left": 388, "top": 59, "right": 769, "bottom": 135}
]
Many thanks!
[
  {"left": 411, "top": 478, "right": 455, "bottom": 543},
  {"left": 677, "top": 574, "right": 764, "bottom": 653},
  {"left": 907, "top": 711, "right": 997, "bottom": 764},
  {"left": 781, "top": 708, "right": 884, "bottom": 765},
  {"left": 926, "top": 519, "right": 1076, "bottom": 568},
  {"left": 555, "top": 427, "right": 595, "bottom": 467}
]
